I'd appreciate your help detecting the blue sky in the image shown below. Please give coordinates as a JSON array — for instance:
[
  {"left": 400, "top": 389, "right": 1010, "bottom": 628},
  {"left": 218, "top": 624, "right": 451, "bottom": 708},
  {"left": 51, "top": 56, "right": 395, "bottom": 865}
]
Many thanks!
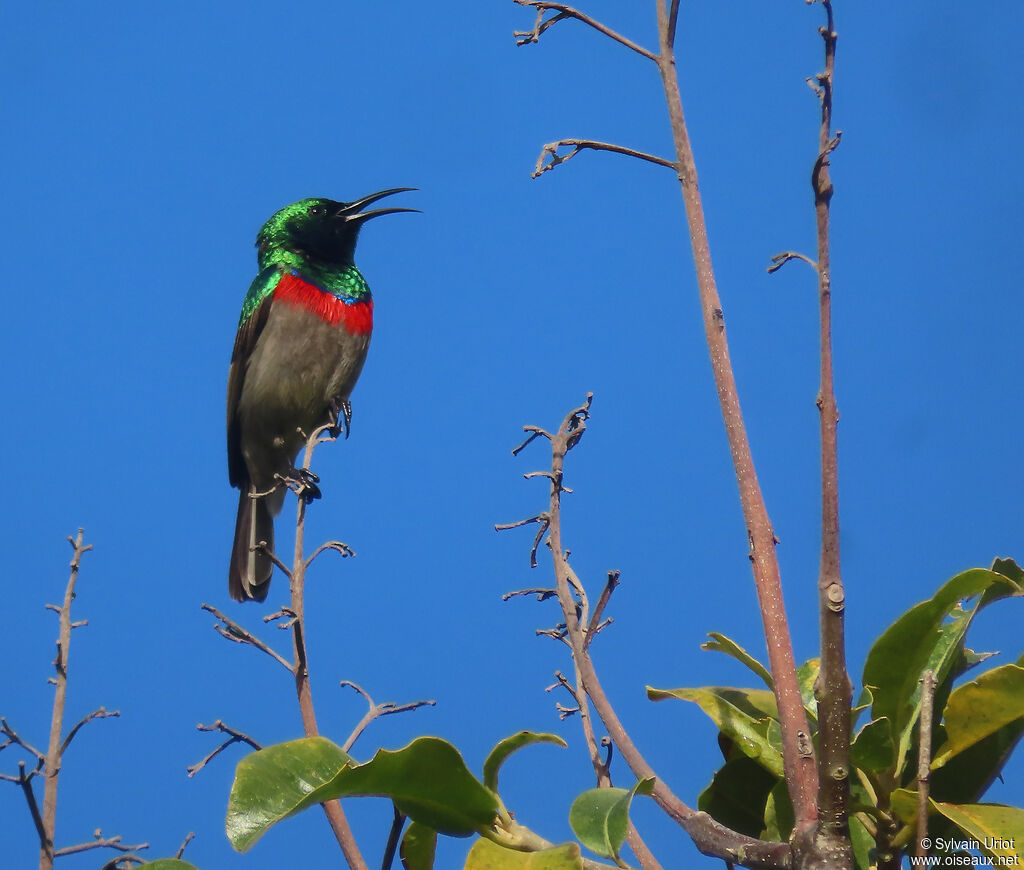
[{"left": 1, "top": 2, "right": 1022, "bottom": 867}]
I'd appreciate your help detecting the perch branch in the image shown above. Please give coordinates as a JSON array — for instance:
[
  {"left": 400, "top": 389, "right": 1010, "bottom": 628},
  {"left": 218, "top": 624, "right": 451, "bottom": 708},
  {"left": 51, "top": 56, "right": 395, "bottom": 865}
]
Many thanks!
[{"left": 288, "top": 423, "right": 368, "bottom": 870}]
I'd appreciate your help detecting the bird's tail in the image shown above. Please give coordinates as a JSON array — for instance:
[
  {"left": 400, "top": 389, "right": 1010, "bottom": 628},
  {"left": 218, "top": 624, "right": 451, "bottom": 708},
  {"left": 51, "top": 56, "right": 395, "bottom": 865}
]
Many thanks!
[{"left": 229, "top": 488, "right": 274, "bottom": 602}]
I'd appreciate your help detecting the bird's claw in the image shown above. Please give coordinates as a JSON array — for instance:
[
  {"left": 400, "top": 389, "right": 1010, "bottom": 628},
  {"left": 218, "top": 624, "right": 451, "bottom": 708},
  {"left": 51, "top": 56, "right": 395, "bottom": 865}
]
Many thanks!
[
  {"left": 328, "top": 399, "right": 353, "bottom": 440},
  {"left": 278, "top": 468, "right": 322, "bottom": 503}
]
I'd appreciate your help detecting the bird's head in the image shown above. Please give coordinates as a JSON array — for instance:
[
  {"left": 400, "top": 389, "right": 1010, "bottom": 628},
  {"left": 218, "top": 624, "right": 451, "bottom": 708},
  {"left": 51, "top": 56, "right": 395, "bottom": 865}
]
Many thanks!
[{"left": 257, "top": 188, "right": 417, "bottom": 268}]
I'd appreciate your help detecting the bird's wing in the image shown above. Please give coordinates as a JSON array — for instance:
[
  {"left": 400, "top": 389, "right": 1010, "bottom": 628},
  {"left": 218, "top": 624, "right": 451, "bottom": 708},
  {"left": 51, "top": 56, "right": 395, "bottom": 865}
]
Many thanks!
[{"left": 227, "top": 265, "right": 283, "bottom": 488}]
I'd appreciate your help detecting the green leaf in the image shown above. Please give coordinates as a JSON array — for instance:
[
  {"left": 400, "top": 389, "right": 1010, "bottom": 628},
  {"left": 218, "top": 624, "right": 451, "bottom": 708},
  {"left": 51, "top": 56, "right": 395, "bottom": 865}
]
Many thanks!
[
  {"left": 696, "top": 756, "right": 778, "bottom": 839},
  {"left": 647, "top": 686, "right": 783, "bottom": 777},
  {"left": 227, "top": 736, "right": 354, "bottom": 852},
  {"left": 401, "top": 821, "right": 437, "bottom": 870},
  {"left": 889, "top": 788, "right": 918, "bottom": 825},
  {"left": 850, "top": 717, "right": 895, "bottom": 773},
  {"left": 862, "top": 568, "right": 1021, "bottom": 776},
  {"left": 138, "top": 862, "right": 199, "bottom": 869},
  {"left": 228, "top": 736, "right": 499, "bottom": 852},
  {"left": 796, "top": 658, "right": 820, "bottom": 722},
  {"left": 849, "top": 815, "right": 874, "bottom": 870},
  {"left": 568, "top": 779, "right": 654, "bottom": 860},
  {"left": 482, "top": 731, "right": 567, "bottom": 792},
  {"left": 991, "top": 557, "right": 1024, "bottom": 586},
  {"left": 933, "top": 664, "right": 1024, "bottom": 769},
  {"left": 701, "top": 632, "right": 773, "bottom": 689},
  {"left": 761, "top": 778, "right": 794, "bottom": 842},
  {"left": 930, "top": 713, "right": 1024, "bottom": 805},
  {"left": 851, "top": 685, "right": 874, "bottom": 730},
  {"left": 464, "top": 838, "right": 582, "bottom": 869},
  {"left": 930, "top": 802, "right": 1024, "bottom": 864}
]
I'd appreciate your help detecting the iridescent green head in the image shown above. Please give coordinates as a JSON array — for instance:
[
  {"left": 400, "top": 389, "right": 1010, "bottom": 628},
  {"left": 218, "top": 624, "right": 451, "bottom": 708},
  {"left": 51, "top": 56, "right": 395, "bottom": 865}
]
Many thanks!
[{"left": 256, "top": 188, "right": 417, "bottom": 270}]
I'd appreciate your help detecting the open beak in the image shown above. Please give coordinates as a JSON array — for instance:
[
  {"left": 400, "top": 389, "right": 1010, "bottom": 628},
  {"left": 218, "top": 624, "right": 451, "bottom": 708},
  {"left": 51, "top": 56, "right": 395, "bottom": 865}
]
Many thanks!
[{"left": 337, "top": 187, "right": 419, "bottom": 224}]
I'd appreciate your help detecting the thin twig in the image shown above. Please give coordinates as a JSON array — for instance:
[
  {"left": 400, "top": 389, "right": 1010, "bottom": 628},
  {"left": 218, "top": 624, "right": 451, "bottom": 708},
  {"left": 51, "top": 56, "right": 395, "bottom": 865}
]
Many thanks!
[
  {"left": 381, "top": 805, "right": 406, "bottom": 870},
  {"left": 339, "top": 682, "right": 436, "bottom": 755},
  {"left": 532, "top": 139, "right": 677, "bottom": 179},
  {"left": 585, "top": 571, "right": 619, "bottom": 649},
  {"left": 59, "top": 708, "right": 119, "bottom": 758},
  {"left": 512, "top": 1, "right": 659, "bottom": 61},
  {"left": 202, "top": 604, "right": 293, "bottom": 672},
  {"left": 175, "top": 831, "right": 195, "bottom": 859},
  {"left": 767, "top": 251, "right": 818, "bottom": 274},
  {"left": 54, "top": 832, "right": 149, "bottom": 857},
  {"left": 187, "top": 720, "right": 263, "bottom": 777},
  {"left": 18, "top": 762, "right": 49, "bottom": 854},
  {"left": 915, "top": 670, "right": 936, "bottom": 859}
]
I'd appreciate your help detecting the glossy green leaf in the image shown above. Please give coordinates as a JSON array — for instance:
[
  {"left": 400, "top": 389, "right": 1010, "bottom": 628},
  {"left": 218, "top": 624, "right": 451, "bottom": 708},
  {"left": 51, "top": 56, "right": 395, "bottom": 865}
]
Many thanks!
[
  {"left": 464, "top": 838, "right": 582, "bottom": 869},
  {"left": 228, "top": 736, "right": 499, "bottom": 852},
  {"left": 930, "top": 801, "right": 1024, "bottom": 863},
  {"left": 849, "top": 815, "right": 874, "bottom": 870},
  {"left": 401, "top": 821, "right": 437, "bottom": 870},
  {"left": 227, "top": 736, "right": 354, "bottom": 851},
  {"left": 933, "top": 664, "right": 1024, "bottom": 769},
  {"left": 796, "top": 658, "right": 820, "bottom": 722},
  {"left": 568, "top": 779, "right": 654, "bottom": 860},
  {"left": 850, "top": 717, "right": 895, "bottom": 773},
  {"left": 647, "top": 686, "right": 783, "bottom": 776},
  {"left": 697, "top": 756, "right": 778, "bottom": 839},
  {"left": 482, "top": 731, "right": 567, "bottom": 792},
  {"left": 862, "top": 568, "right": 1020, "bottom": 775},
  {"left": 701, "top": 632, "right": 773, "bottom": 689},
  {"left": 761, "top": 777, "right": 794, "bottom": 842},
  {"left": 930, "top": 713, "right": 1024, "bottom": 805}
]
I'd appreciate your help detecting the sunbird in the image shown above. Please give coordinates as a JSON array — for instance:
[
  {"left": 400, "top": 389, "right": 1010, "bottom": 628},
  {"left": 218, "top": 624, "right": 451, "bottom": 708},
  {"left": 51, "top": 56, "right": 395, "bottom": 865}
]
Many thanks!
[{"left": 227, "top": 189, "right": 416, "bottom": 602}]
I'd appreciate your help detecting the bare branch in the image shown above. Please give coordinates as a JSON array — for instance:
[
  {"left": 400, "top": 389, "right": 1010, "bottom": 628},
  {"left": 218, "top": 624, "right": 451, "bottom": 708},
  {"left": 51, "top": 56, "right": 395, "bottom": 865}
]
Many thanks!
[
  {"left": 54, "top": 831, "right": 149, "bottom": 857},
  {"left": 532, "top": 139, "right": 677, "bottom": 179},
  {"left": 339, "top": 682, "right": 436, "bottom": 754},
  {"left": 187, "top": 720, "right": 263, "bottom": 777},
  {"left": 502, "top": 586, "right": 559, "bottom": 602},
  {"left": 666, "top": 0, "right": 681, "bottom": 48},
  {"left": 175, "top": 831, "right": 195, "bottom": 859},
  {"left": 767, "top": 251, "right": 818, "bottom": 274},
  {"left": 915, "top": 671, "right": 936, "bottom": 859},
  {"left": 305, "top": 540, "right": 355, "bottom": 569},
  {"left": 584, "top": 571, "right": 619, "bottom": 649},
  {"left": 508, "top": 398, "right": 791, "bottom": 867},
  {"left": 17, "top": 761, "right": 49, "bottom": 854},
  {"left": 59, "top": 707, "right": 119, "bottom": 758},
  {"left": 0, "top": 717, "right": 46, "bottom": 763},
  {"left": 201, "top": 603, "right": 293, "bottom": 672},
  {"left": 287, "top": 425, "right": 368, "bottom": 870},
  {"left": 381, "top": 805, "right": 406, "bottom": 870},
  {"left": 513, "top": 0, "right": 658, "bottom": 61}
]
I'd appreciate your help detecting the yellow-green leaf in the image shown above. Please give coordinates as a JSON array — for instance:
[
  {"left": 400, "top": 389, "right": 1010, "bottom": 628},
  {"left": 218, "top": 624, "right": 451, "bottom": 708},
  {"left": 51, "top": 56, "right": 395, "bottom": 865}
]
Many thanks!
[
  {"left": 930, "top": 802, "right": 1024, "bottom": 864},
  {"left": 464, "top": 838, "right": 582, "bottom": 870},
  {"left": 933, "top": 665, "right": 1024, "bottom": 769},
  {"left": 647, "top": 686, "right": 783, "bottom": 777}
]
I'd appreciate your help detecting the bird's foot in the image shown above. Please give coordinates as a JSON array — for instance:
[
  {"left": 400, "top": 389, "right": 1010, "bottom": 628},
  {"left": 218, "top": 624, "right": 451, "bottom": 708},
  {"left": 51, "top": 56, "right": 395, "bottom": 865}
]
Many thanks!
[
  {"left": 276, "top": 468, "right": 322, "bottom": 503},
  {"left": 328, "top": 398, "right": 353, "bottom": 440}
]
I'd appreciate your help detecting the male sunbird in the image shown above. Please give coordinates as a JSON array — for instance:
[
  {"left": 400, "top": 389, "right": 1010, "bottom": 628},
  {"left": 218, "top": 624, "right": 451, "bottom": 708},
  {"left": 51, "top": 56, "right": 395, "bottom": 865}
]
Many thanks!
[{"left": 227, "top": 189, "right": 416, "bottom": 602}]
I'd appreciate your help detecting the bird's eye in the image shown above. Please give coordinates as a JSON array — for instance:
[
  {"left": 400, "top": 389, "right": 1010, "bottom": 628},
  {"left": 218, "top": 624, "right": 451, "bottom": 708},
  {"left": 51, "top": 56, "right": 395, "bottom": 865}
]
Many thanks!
[{"left": 309, "top": 205, "right": 325, "bottom": 216}]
